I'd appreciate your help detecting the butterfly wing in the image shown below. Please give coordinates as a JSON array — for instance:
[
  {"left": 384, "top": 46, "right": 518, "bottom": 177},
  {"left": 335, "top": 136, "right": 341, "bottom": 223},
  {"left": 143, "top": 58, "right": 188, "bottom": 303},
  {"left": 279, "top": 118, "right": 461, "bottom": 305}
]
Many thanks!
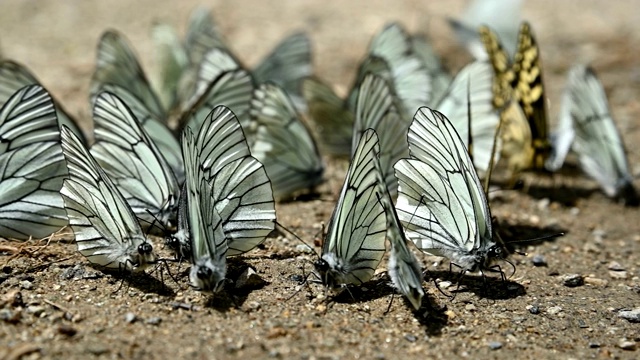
[
  {"left": 353, "top": 73, "right": 408, "bottom": 198},
  {"left": 511, "top": 22, "right": 550, "bottom": 170},
  {"left": 302, "top": 77, "right": 354, "bottom": 156},
  {"left": 253, "top": 33, "right": 312, "bottom": 104},
  {"left": 60, "top": 127, "right": 155, "bottom": 271},
  {"left": 151, "top": 22, "right": 190, "bottom": 112},
  {"left": 249, "top": 83, "right": 324, "bottom": 199},
  {"left": 179, "top": 48, "right": 254, "bottom": 135},
  {"left": 321, "top": 129, "right": 387, "bottom": 287},
  {"left": 368, "top": 23, "right": 431, "bottom": 118},
  {"left": 563, "top": 65, "right": 638, "bottom": 205},
  {"left": 395, "top": 107, "right": 493, "bottom": 270},
  {"left": 0, "top": 85, "right": 68, "bottom": 240},
  {"left": 0, "top": 60, "right": 87, "bottom": 144},
  {"left": 193, "top": 106, "right": 276, "bottom": 255},
  {"left": 435, "top": 61, "right": 500, "bottom": 173},
  {"left": 410, "top": 35, "right": 452, "bottom": 102},
  {"left": 90, "top": 91, "right": 180, "bottom": 229}
]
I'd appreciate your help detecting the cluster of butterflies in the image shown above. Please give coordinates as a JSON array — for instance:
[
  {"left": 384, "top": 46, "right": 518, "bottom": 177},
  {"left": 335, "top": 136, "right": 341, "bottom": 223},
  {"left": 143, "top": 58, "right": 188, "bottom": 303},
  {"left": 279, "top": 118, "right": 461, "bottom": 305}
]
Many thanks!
[{"left": 0, "top": 7, "right": 638, "bottom": 309}]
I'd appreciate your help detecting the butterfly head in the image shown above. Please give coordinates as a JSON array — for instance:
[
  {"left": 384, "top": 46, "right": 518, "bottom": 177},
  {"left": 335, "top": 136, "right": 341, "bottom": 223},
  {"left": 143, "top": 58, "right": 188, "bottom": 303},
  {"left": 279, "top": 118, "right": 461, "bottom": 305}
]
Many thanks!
[
  {"left": 130, "top": 239, "right": 157, "bottom": 271},
  {"left": 314, "top": 253, "right": 349, "bottom": 290},
  {"left": 165, "top": 229, "right": 191, "bottom": 261},
  {"left": 189, "top": 256, "right": 227, "bottom": 293}
]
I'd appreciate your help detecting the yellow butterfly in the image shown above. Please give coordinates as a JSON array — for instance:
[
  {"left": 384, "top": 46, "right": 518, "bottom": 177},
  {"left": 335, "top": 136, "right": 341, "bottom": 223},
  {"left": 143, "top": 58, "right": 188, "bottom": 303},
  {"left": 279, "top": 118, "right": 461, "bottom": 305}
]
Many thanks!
[{"left": 480, "top": 22, "right": 550, "bottom": 174}]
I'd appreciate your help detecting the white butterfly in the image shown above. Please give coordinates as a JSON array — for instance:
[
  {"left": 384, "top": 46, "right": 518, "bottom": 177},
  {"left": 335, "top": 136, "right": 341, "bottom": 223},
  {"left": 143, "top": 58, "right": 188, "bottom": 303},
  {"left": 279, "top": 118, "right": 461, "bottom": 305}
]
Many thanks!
[
  {"left": 410, "top": 35, "right": 452, "bottom": 103},
  {"left": 0, "top": 85, "right": 68, "bottom": 240},
  {"left": 0, "top": 60, "right": 87, "bottom": 144},
  {"left": 248, "top": 82, "right": 324, "bottom": 200},
  {"left": 375, "top": 171, "right": 424, "bottom": 310},
  {"left": 352, "top": 73, "right": 408, "bottom": 198},
  {"left": 91, "top": 30, "right": 184, "bottom": 182},
  {"left": 395, "top": 107, "right": 503, "bottom": 272},
  {"left": 169, "top": 106, "right": 276, "bottom": 263},
  {"left": 181, "top": 126, "right": 228, "bottom": 292},
  {"left": 314, "top": 129, "right": 387, "bottom": 289},
  {"left": 548, "top": 65, "right": 638, "bottom": 205},
  {"left": 60, "top": 126, "right": 157, "bottom": 272},
  {"left": 435, "top": 61, "right": 501, "bottom": 173},
  {"left": 90, "top": 91, "right": 180, "bottom": 230}
]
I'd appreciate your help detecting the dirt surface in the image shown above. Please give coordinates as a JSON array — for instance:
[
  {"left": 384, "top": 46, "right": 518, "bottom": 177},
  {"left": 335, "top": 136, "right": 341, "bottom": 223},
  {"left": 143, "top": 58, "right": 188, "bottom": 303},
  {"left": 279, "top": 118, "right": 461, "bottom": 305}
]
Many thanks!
[{"left": 2, "top": 0, "right": 640, "bottom": 359}]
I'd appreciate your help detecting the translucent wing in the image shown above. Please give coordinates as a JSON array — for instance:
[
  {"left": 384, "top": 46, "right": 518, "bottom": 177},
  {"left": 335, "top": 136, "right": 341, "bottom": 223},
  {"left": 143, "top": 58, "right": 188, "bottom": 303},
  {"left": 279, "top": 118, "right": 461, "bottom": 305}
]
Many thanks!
[
  {"left": 316, "top": 129, "right": 387, "bottom": 288},
  {"left": 60, "top": 127, "right": 156, "bottom": 272},
  {"left": 179, "top": 48, "right": 254, "bottom": 135},
  {"left": 562, "top": 65, "right": 638, "bottom": 205},
  {"left": 91, "top": 30, "right": 166, "bottom": 122},
  {"left": 151, "top": 22, "right": 190, "bottom": 112},
  {"left": 368, "top": 23, "right": 431, "bottom": 118},
  {"left": 353, "top": 73, "right": 408, "bottom": 198},
  {"left": 182, "top": 126, "right": 228, "bottom": 291},
  {"left": 184, "top": 7, "right": 228, "bottom": 67},
  {"left": 395, "top": 107, "right": 494, "bottom": 271},
  {"left": 302, "top": 77, "right": 354, "bottom": 156},
  {"left": 90, "top": 91, "right": 180, "bottom": 229},
  {"left": 410, "top": 35, "right": 452, "bottom": 102},
  {"left": 191, "top": 106, "right": 276, "bottom": 255},
  {"left": 0, "top": 60, "right": 87, "bottom": 144},
  {"left": 0, "top": 85, "right": 67, "bottom": 240},
  {"left": 253, "top": 33, "right": 312, "bottom": 102},
  {"left": 97, "top": 83, "right": 184, "bottom": 184},
  {"left": 435, "top": 61, "right": 500, "bottom": 173},
  {"left": 375, "top": 165, "right": 424, "bottom": 310},
  {"left": 248, "top": 83, "right": 324, "bottom": 199},
  {"left": 91, "top": 31, "right": 183, "bottom": 181}
]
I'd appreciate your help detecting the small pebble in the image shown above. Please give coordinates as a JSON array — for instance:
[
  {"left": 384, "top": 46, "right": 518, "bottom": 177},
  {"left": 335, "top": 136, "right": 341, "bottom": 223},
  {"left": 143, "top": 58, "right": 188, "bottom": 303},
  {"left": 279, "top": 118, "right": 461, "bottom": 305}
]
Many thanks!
[
  {"left": 295, "top": 244, "right": 313, "bottom": 254},
  {"left": 547, "top": 306, "right": 563, "bottom": 315},
  {"left": 27, "top": 305, "right": 46, "bottom": 317},
  {"left": 618, "top": 308, "right": 640, "bottom": 323},
  {"left": 145, "top": 317, "right": 162, "bottom": 326},
  {"left": 125, "top": 312, "right": 137, "bottom": 323},
  {"left": 465, "top": 304, "right": 476, "bottom": 312},
  {"left": 618, "top": 340, "right": 636, "bottom": 351},
  {"left": 2, "top": 265, "right": 12, "bottom": 274},
  {"left": 609, "top": 271, "right": 629, "bottom": 279},
  {"left": 19, "top": 280, "right": 34, "bottom": 290},
  {"left": 608, "top": 261, "right": 625, "bottom": 271},
  {"left": 562, "top": 274, "right": 584, "bottom": 287},
  {"left": 488, "top": 341, "right": 503, "bottom": 350},
  {"left": 235, "top": 267, "right": 266, "bottom": 289},
  {"left": 588, "top": 342, "right": 601, "bottom": 348},
  {"left": 0, "top": 308, "right": 21, "bottom": 323},
  {"left": 404, "top": 334, "right": 417, "bottom": 343},
  {"left": 438, "top": 281, "right": 452, "bottom": 289},
  {"left": 532, "top": 254, "right": 547, "bottom": 267},
  {"left": 569, "top": 207, "right": 580, "bottom": 216},
  {"left": 527, "top": 305, "right": 540, "bottom": 315},
  {"left": 584, "top": 277, "right": 608, "bottom": 286}
]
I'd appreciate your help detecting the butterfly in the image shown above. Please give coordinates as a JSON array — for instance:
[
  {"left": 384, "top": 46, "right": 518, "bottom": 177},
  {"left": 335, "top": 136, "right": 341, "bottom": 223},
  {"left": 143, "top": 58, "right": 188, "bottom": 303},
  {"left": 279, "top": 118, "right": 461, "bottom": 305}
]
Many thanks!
[
  {"left": 168, "top": 105, "right": 276, "bottom": 265},
  {"left": 434, "top": 61, "right": 501, "bottom": 174},
  {"left": 314, "top": 129, "right": 387, "bottom": 290},
  {"left": 0, "top": 60, "right": 87, "bottom": 144},
  {"left": 153, "top": 7, "right": 311, "bottom": 111},
  {"left": 480, "top": 22, "right": 551, "bottom": 174},
  {"left": 410, "top": 35, "right": 452, "bottom": 102},
  {"left": 89, "top": 91, "right": 180, "bottom": 230},
  {"left": 304, "top": 23, "right": 429, "bottom": 156},
  {"left": 548, "top": 65, "right": 638, "bottom": 206},
  {"left": 395, "top": 107, "right": 504, "bottom": 273},
  {"left": 352, "top": 73, "right": 408, "bottom": 198},
  {"left": 375, "top": 167, "right": 424, "bottom": 310},
  {"left": 0, "top": 85, "right": 68, "bottom": 240},
  {"left": 248, "top": 82, "right": 324, "bottom": 200},
  {"left": 60, "top": 126, "right": 157, "bottom": 272},
  {"left": 91, "top": 30, "right": 184, "bottom": 182}
]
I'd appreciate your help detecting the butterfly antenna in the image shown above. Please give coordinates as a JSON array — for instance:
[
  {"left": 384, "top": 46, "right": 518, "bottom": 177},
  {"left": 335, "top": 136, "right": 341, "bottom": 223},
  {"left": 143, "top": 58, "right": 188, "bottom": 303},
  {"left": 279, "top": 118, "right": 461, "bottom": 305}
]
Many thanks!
[
  {"left": 484, "top": 102, "right": 507, "bottom": 195},
  {"left": 143, "top": 209, "right": 168, "bottom": 235},
  {"left": 466, "top": 75, "right": 474, "bottom": 166}
]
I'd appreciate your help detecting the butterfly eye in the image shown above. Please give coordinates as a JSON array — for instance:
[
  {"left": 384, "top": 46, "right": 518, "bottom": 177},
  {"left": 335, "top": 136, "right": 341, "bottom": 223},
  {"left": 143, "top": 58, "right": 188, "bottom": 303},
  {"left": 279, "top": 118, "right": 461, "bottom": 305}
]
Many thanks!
[
  {"left": 314, "top": 259, "right": 329, "bottom": 272},
  {"left": 138, "top": 243, "right": 153, "bottom": 255}
]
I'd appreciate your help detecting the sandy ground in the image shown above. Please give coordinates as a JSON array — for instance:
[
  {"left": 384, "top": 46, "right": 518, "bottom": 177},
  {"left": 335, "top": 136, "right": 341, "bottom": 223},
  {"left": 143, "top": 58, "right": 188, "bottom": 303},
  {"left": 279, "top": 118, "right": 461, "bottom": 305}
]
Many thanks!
[{"left": 1, "top": 0, "right": 640, "bottom": 359}]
